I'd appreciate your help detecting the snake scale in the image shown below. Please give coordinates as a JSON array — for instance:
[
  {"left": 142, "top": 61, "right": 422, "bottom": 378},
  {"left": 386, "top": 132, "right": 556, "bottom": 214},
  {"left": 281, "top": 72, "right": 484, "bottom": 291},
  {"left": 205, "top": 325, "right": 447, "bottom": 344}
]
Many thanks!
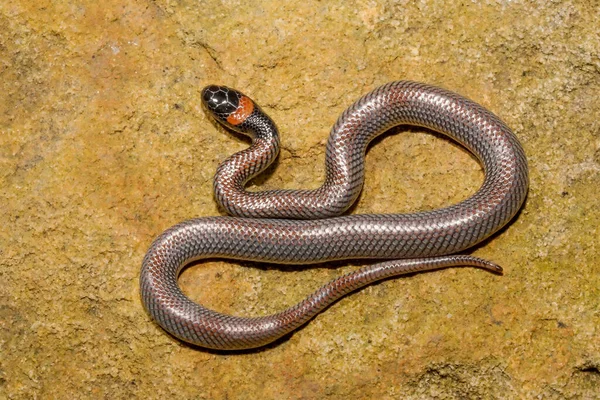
[{"left": 140, "top": 81, "right": 528, "bottom": 350}]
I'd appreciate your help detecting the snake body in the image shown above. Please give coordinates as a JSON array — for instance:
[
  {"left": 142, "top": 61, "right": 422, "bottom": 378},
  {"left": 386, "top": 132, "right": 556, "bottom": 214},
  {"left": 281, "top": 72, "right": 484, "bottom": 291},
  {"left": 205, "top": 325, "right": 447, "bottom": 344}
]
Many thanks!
[{"left": 140, "top": 81, "right": 528, "bottom": 350}]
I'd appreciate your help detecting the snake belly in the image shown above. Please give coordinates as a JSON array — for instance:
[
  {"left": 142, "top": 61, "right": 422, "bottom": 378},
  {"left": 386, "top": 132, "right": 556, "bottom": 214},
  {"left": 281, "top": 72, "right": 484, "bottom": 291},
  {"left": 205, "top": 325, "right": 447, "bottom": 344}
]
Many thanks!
[{"left": 140, "top": 81, "right": 528, "bottom": 350}]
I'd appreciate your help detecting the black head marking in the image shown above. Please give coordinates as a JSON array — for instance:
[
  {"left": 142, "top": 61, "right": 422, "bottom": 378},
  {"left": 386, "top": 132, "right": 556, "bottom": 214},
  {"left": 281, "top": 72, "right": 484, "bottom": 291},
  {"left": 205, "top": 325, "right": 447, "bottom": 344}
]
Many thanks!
[{"left": 201, "top": 85, "right": 241, "bottom": 120}]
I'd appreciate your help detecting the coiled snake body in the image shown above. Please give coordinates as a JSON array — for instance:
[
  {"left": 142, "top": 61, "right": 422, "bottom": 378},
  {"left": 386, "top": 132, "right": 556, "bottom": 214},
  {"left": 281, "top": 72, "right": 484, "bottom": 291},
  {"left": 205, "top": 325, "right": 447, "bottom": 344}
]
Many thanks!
[{"left": 140, "top": 81, "right": 528, "bottom": 350}]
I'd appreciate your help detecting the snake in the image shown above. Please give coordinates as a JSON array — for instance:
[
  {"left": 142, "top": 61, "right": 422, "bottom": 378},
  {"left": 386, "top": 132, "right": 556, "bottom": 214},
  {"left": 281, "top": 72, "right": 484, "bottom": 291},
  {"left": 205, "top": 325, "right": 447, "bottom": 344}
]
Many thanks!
[{"left": 140, "top": 81, "right": 528, "bottom": 350}]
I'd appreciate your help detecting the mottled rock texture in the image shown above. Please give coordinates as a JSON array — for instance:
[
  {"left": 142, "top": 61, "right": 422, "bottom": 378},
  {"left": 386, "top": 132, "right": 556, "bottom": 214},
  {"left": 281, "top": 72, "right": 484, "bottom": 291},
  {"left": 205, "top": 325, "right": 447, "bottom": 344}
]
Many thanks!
[{"left": 1, "top": 0, "right": 598, "bottom": 398}]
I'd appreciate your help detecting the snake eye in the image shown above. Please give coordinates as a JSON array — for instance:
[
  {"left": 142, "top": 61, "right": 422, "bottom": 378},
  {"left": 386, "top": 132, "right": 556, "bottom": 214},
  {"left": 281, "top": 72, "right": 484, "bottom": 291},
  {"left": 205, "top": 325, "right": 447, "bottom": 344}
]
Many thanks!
[{"left": 201, "top": 85, "right": 255, "bottom": 132}]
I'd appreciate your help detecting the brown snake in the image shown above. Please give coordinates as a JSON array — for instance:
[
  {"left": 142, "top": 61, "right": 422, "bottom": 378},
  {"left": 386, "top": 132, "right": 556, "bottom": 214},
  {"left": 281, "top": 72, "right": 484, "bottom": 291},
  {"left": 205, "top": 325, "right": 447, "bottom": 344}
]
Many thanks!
[{"left": 140, "top": 81, "right": 528, "bottom": 350}]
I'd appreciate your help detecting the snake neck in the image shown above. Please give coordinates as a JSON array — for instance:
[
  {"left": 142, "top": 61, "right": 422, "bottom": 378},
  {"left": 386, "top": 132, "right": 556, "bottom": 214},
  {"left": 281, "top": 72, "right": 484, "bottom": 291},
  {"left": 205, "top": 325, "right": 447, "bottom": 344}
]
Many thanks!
[{"left": 213, "top": 134, "right": 277, "bottom": 201}]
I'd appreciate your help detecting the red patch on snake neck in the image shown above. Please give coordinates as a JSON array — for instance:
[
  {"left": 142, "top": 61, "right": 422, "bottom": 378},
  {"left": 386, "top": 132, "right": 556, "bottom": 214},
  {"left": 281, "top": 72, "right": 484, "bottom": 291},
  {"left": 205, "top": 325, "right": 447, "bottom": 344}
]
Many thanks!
[{"left": 227, "top": 96, "right": 254, "bottom": 125}]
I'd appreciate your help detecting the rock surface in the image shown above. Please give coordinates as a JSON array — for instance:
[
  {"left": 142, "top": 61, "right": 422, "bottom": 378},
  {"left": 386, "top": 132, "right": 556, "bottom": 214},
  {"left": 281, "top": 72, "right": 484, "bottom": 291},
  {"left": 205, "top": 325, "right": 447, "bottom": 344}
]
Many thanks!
[{"left": 1, "top": 0, "right": 598, "bottom": 398}]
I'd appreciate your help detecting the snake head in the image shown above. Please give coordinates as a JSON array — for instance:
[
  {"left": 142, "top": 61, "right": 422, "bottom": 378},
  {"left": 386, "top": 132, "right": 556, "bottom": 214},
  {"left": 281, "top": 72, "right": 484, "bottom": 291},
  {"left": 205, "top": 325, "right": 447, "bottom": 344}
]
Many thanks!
[{"left": 201, "top": 85, "right": 255, "bottom": 134}]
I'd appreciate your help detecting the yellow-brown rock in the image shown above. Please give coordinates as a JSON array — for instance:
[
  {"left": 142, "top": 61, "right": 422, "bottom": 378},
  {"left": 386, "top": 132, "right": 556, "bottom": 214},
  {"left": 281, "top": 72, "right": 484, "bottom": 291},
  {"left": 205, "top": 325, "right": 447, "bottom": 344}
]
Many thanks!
[{"left": 1, "top": 1, "right": 598, "bottom": 398}]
